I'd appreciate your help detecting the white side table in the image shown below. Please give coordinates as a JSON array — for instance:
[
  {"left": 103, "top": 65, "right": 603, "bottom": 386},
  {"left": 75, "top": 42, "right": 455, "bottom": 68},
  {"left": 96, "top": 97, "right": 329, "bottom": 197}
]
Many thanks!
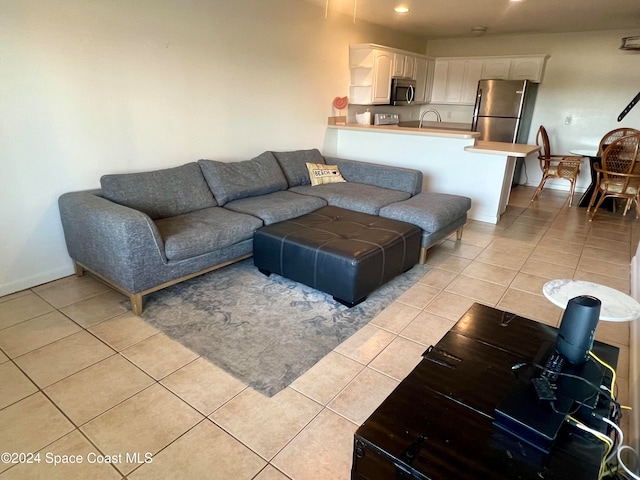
[{"left": 543, "top": 279, "right": 640, "bottom": 322}]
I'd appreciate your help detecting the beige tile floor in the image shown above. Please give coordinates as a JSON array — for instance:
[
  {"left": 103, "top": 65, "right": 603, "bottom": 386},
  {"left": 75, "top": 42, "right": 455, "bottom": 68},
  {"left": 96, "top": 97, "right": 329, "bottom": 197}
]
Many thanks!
[{"left": 0, "top": 186, "right": 636, "bottom": 479}]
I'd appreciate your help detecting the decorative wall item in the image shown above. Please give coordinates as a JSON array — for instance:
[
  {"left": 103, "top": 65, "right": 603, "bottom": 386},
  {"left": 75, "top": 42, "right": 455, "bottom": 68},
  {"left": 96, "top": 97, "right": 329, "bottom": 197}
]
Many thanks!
[
  {"left": 333, "top": 95, "right": 348, "bottom": 113},
  {"left": 331, "top": 96, "right": 349, "bottom": 125}
]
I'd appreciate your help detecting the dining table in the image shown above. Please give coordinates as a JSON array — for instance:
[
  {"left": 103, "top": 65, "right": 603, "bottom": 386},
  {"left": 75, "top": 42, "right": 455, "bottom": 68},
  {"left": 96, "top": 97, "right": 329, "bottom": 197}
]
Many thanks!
[{"left": 569, "top": 148, "right": 614, "bottom": 210}]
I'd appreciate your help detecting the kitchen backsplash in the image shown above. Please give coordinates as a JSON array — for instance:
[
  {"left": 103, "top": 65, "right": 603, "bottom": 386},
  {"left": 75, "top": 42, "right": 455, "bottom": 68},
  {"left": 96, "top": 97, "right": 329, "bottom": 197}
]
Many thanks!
[{"left": 347, "top": 104, "right": 473, "bottom": 125}]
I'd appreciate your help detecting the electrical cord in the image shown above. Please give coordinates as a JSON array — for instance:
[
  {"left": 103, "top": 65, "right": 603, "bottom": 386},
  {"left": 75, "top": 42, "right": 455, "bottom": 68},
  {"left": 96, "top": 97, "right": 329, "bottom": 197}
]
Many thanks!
[
  {"left": 616, "top": 446, "right": 640, "bottom": 480},
  {"left": 514, "top": 353, "right": 621, "bottom": 409},
  {"left": 596, "top": 417, "right": 640, "bottom": 480},
  {"left": 567, "top": 415, "right": 612, "bottom": 479},
  {"left": 603, "top": 417, "right": 623, "bottom": 464},
  {"left": 514, "top": 354, "right": 635, "bottom": 478},
  {"left": 590, "top": 351, "right": 617, "bottom": 400},
  {"left": 514, "top": 359, "right": 616, "bottom": 404},
  {"left": 521, "top": 159, "right": 529, "bottom": 185}
]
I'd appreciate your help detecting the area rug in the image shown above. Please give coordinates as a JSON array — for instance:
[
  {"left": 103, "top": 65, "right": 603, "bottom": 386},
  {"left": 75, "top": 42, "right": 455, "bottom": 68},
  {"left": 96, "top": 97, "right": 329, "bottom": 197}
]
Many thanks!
[{"left": 141, "top": 258, "right": 430, "bottom": 396}]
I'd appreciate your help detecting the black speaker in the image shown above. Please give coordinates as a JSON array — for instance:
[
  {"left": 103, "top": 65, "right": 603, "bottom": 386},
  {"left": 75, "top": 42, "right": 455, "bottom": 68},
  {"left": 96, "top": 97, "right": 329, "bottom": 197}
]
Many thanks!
[{"left": 556, "top": 295, "right": 601, "bottom": 365}]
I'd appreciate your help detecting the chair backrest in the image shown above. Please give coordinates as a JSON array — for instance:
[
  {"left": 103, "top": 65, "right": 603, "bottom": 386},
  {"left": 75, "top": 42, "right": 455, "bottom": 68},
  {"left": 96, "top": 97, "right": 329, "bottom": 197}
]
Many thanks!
[
  {"left": 536, "top": 125, "right": 551, "bottom": 161},
  {"left": 600, "top": 133, "right": 640, "bottom": 179},
  {"left": 598, "top": 128, "right": 640, "bottom": 156}
]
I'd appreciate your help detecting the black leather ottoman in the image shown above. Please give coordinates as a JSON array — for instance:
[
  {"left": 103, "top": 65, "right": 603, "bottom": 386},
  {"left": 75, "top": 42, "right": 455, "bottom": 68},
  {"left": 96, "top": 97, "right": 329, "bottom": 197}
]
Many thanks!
[{"left": 253, "top": 206, "right": 421, "bottom": 307}]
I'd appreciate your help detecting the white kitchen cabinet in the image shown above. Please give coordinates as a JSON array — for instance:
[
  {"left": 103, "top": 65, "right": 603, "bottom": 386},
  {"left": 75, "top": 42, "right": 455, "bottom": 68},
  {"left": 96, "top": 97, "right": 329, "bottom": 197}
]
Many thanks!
[
  {"left": 509, "top": 57, "right": 546, "bottom": 81},
  {"left": 414, "top": 57, "right": 434, "bottom": 104},
  {"left": 430, "top": 60, "right": 448, "bottom": 103},
  {"left": 349, "top": 46, "right": 393, "bottom": 105},
  {"left": 461, "top": 60, "right": 483, "bottom": 104},
  {"left": 444, "top": 61, "right": 466, "bottom": 103},
  {"left": 404, "top": 56, "right": 416, "bottom": 79},
  {"left": 431, "top": 59, "right": 482, "bottom": 105},
  {"left": 392, "top": 53, "right": 405, "bottom": 77},
  {"left": 481, "top": 58, "right": 511, "bottom": 80},
  {"left": 480, "top": 56, "right": 547, "bottom": 82},
  {"left": 348, "top": 47, "right": 548, "bottom": 106},
  {"left": 393, "top": 53, "right": 416, "bottom": 79},
  {"left": 371, "top": 52, "right": 393, "bottom": 103}
]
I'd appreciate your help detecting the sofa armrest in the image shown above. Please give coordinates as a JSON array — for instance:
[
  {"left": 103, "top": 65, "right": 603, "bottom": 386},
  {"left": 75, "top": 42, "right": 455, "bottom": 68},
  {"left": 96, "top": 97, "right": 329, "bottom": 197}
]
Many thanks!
[
  {"left": 325, "top": 156, "right": 423, "bottom": 196},
  {"left": 58, "top": 190, "right": 166, "bottom": 293}
]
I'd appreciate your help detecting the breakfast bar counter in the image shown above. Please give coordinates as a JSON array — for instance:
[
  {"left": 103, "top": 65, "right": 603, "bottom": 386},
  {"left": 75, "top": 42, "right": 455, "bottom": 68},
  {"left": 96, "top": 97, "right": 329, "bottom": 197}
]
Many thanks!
[
  {"left": 465, "top": 140, "right": 540, "bottom": 157},
  {"left": 327, "top": 123, "right": 481, "bottom": 139},
  {"left": 323, "top": 124, "right": 540, "bottom": 224}
]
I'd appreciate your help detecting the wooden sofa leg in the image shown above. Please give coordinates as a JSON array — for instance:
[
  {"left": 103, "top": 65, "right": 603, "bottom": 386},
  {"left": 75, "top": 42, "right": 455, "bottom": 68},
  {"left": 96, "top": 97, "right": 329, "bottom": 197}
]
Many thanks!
[
  {"left": 419, "top": 247, "right": 427, "bottom": 264},
  {"left": 456, "top": 226, "right": 464, "bottom": 241},
  {"left": 130, "top": 293, "right": 143, "bottom": 316},
  {"left": 73, "top": 261, "right": 85, "bottom": 277}
]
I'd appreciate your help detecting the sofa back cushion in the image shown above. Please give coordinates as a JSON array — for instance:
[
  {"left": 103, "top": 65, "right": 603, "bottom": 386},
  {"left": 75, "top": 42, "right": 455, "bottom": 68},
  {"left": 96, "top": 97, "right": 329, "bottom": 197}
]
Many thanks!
[
  {"left": 326, "top": 156, "right": 423, "bottom": 196},
  {"left": 198, "top": 151, "right": 288, "bottom": 206},
  {"left": 272, "top": 149, "right": 325, "bottom": 187},
  {"left": 100, "top": 162, "right": 217, "bottom": 220}
]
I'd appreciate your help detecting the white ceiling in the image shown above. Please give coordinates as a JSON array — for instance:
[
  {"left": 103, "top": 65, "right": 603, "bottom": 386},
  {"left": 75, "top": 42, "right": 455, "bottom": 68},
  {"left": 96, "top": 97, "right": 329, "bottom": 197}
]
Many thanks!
[{"left": 305, "top": 0, "right": 640, "bottom": 38}]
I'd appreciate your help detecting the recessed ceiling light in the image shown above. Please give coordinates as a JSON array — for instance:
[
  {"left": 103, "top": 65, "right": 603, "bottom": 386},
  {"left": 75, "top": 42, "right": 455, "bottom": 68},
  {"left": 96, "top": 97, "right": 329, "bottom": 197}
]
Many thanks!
[{"left": 394, "top": 6, "right": 410, "bottom": 13}]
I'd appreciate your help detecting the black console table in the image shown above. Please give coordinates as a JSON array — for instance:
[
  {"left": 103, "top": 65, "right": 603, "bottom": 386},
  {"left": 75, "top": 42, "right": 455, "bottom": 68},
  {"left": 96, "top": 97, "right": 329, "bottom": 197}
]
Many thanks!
[{"left": 351, "top": 303, "right": 618, "bottom": 480}]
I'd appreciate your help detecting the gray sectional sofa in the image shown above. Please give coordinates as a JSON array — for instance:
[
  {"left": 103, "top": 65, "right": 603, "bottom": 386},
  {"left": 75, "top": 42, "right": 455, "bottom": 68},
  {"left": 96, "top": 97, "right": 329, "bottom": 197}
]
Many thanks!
[{"left": 59, "top": 149, "right": 470, "bottom": 314}]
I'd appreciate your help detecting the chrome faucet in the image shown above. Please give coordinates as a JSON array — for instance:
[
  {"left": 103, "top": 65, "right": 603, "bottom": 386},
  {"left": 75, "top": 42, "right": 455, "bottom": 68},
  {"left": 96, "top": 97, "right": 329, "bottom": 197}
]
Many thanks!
[{"left": 418, "top": 109, "right": 442, "bottom": 128}]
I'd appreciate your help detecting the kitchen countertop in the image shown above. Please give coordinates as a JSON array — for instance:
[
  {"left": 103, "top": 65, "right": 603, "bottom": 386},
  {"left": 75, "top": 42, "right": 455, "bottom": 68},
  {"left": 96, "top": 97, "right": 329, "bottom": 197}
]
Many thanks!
[
  {"left": 325, "top": 124, "right": 537, "bottom": 224},
  {"left": 327, "top": 123, "right": 480, "bottom": 139},
  {"left": 328, "top": 124, "right": 539, "bottom": 157},
  {"left": 464, "top": 140, "right": 540, "bottom": 157},
  {"left": 398, "top": 120, "right": 473, "bottom": 130}
]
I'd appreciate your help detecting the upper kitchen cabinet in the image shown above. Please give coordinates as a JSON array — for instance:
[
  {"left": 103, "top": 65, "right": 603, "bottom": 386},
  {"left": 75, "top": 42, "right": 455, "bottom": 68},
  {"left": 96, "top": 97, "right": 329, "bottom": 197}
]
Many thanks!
[
  {"left": 393, "top": 53, "right": 416, "bottom": 79},
  {"left": 431, "top": 59, "right": 483, "bottom": 105},
  {"left": 481, "top": 58, "right": 511, "bottom": 80},
  {"left": 349, "top": 45, "right": 394, "bottom": 105},
  {"left": 349, "top": 44, "right": 432, "bottom": 105},
  {"left": 508, "top": 57, "right": 546, "bottom": 81},
  {"left": 480, "top": 56, "right": 548, "bottom": 82},
  {"left": 431, "top": 55, "right": 548, "bottom": 104},
  {"left": 414, "top": 57, "right": 434, "bottom": 104}
]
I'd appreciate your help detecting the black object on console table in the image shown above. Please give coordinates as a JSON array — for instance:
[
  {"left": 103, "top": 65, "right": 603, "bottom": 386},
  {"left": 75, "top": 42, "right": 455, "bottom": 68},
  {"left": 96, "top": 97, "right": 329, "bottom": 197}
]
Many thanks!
[{"left": 351, "top": 303, "right": 618, "bottom": 480}]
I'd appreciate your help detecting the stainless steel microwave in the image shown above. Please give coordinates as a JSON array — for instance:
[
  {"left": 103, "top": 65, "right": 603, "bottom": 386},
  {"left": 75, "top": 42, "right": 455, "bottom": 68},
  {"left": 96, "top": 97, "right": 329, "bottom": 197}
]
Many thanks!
[{"left": 390, "top": 77, "right": 416, "bottom": 105}]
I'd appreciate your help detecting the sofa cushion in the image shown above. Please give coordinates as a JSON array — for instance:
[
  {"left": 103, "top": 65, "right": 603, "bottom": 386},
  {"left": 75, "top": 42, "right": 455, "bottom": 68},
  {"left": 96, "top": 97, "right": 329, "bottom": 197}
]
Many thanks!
[
  {"left": 272, "top": 149, "right": 325, "bottom": 187},
  {"left": 379, "top": 192, "right": 471, "bottom": 233},
  {"left": 198, "top": 152, "right": 288, "bottom": 206},
  {"left": 327, "top": 157, "right": 423, "bottom": 196},
  {"left": 224, "top": 191, "right": 327, "bottom": 225},
  {"left": 306, "top": 163, "right": 346, "bottom": 186},
  {"left": 289, "top": 182, "right": 411, "bottom": 215},
  {"left": 100, "top": 162, "right": 217, "bottom": 220},
  {"left": 154, "top": 207, "right": 263, "bottom": 261}
]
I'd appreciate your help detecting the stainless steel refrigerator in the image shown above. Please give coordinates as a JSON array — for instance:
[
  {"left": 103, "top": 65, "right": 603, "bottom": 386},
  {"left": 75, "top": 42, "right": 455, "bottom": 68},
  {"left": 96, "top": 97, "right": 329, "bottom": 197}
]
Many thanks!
[
  {"left": 471, "top": 79, "right": 539, "bottom": 185},
  {"left": 471, "top": 79, "right": 538, "bottom": 142}
]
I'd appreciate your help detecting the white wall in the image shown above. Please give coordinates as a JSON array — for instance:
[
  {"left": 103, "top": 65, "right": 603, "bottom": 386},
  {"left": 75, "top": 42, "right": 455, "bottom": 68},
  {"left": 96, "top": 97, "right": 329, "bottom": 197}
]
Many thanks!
[
  {"left": 631, "top": 243, "right": 640, "bottom": 454},
  {"left": 4, "top": 4, "right": 640, "bottom": 296},
  {"left": 426, "top": 30, "right": 640, "bottom": 191},
  {"left": 0, "top": 0, "right": 427, "bottom": 296}
]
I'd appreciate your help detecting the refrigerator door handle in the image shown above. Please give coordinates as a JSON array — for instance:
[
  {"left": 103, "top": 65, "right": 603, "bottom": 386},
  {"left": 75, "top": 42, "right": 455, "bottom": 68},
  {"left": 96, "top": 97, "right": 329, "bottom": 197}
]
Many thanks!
[
  {"left": 512, "top": 118, "right": 521, "bottom": 143},
  {"left": 472, "top": 88, "right": 482, "bottom": 130}
]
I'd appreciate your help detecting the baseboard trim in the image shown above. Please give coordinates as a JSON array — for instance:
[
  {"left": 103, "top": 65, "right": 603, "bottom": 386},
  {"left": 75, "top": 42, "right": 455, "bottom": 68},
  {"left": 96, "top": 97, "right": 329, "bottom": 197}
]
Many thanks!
[{"left": 0, "top": 265, "right": 75, "bottom": 297}]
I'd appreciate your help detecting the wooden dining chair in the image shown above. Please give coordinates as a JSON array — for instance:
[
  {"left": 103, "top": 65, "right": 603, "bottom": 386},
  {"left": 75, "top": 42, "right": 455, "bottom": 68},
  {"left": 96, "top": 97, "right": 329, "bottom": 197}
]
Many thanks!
[
  {"left": 597, "top": 127, "right": 640, "bottom": 156},
  {"left": 588, "top": 133, "right": 640, "bottom": 221},
  {"left": 530, "top": 126, "right": 583, "bottom": 206}
]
